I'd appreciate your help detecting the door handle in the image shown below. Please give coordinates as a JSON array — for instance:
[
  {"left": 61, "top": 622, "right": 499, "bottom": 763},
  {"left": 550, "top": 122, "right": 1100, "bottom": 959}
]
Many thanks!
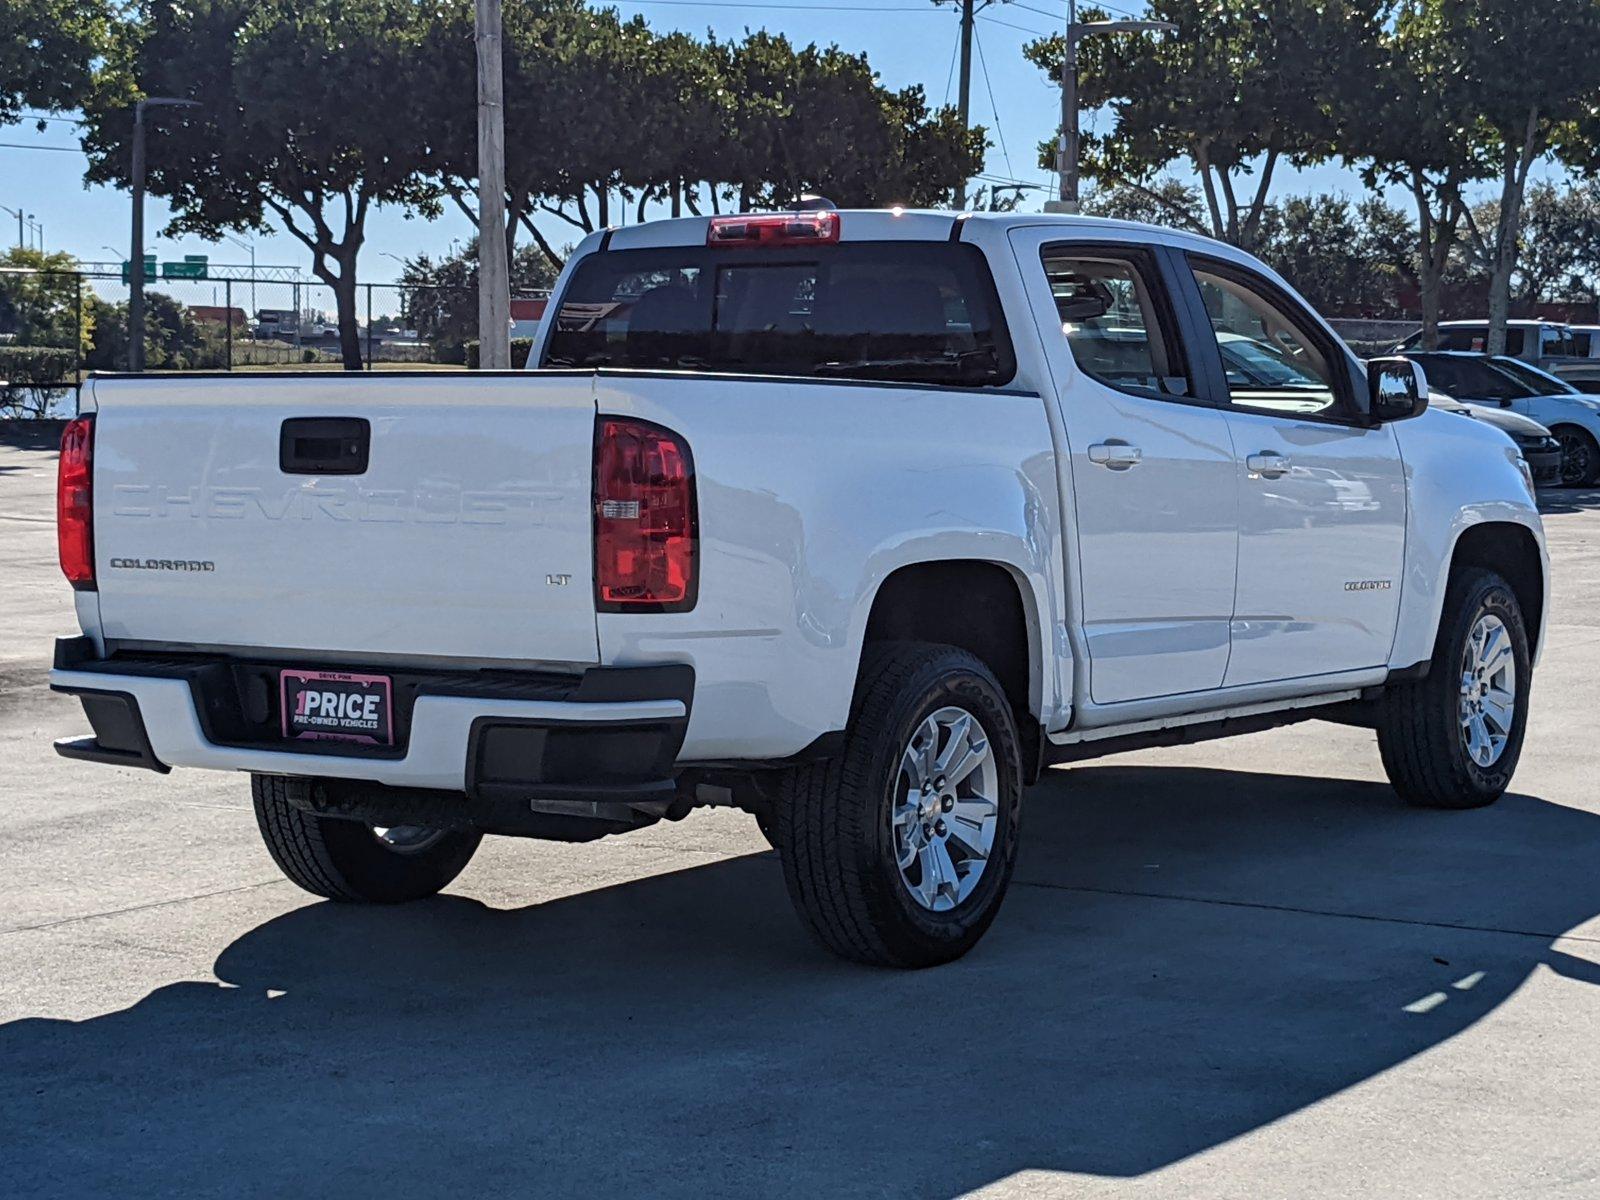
[
  {"left": 1246, "top": 451, "right": 1292, "bottom": 479},
  {"left": 1088, "top": 442, "right": 1142, "bottom": 470}
]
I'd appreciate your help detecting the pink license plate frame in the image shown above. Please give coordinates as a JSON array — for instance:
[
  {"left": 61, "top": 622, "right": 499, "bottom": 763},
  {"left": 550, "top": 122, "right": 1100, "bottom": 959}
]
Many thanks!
[{"left": 279, "top": 669, "right": 394, "bottom": 745}]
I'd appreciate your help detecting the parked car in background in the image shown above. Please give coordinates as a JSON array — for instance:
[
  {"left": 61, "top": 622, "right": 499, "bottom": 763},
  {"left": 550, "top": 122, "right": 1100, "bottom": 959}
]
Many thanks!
[
  {"left": 1429, "top": 388, "right": 1563, "bottom": 488},
  {"left": 1567, "top": 326, "right": 1600, "bottom": 392},
  {"left": 1397, "top": 320, "right": 1600, "bottom": 392},
  {"left": 1403, "top": 349, "right": 1600, "bottom": 486}
]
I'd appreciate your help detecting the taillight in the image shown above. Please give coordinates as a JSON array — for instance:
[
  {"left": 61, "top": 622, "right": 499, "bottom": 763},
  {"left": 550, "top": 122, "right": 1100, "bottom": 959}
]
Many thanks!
[
  {"left": 57, "top": 415, "right": 95, "bottom": 590},
  {"left": 707, "top": 211, "right": 840, "bottom": 247},
  {"left": 594, "top": 418, "right": 697, "bottom": 611}
]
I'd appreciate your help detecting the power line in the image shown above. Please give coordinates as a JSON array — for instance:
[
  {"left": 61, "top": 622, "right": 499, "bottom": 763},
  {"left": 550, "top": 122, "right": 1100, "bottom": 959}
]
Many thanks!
[
  {"left": 1009, "top": 0, "right": 1147, "bottom": 23},
  {"left": 977, "top": 12, "right": 1054, "bottom": 36},
  {"left": 616, "top": 1, "right": 936, "bottom": 9},
  {"left": 942, "top": 17, "right": 960, "bottom": 107},
  {"left": 972, "top": 23, "right": 1013, "bottom": 178},
  {"left": 18, "top": 112, "right": 85, "bottom": 125},
  {"left": 0, "top": 142, "right": 80, "bottom": 152}
]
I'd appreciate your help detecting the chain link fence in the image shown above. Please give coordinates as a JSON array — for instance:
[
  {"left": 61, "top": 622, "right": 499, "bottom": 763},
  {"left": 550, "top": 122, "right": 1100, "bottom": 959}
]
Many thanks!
[{"left": 0, "top": 267, "right": 549, "bottom": 417}]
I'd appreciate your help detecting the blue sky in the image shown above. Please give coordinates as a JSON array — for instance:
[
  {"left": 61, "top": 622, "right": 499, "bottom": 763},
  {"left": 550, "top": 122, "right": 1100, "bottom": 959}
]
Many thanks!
[{"left": 0, "top": 0, "right": 1510, "bottom": 281}]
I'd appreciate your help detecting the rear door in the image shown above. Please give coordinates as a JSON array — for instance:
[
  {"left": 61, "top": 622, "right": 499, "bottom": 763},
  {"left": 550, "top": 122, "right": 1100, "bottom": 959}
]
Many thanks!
[
  {"left": 1010, "top": 230, "right": 1238, "bottom": 706},
  {"left": 91, "top": 373, "right": 601, "bottom": 664},
  {"left": 1175, "top": 254, "right": 1406, "bottom": 686}
]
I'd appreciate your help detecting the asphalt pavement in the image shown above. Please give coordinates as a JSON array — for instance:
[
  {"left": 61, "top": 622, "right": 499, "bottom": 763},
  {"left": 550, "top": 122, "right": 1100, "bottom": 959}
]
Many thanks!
[{"left": 2, "top": 431, "right": 1598, "bottom": 1199}]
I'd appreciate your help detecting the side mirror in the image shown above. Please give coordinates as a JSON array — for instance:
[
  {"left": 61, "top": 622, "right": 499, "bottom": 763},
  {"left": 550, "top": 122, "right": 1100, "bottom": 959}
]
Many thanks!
[{"left": 1368, "top": 357, "right": 1429, "bottom": 423}]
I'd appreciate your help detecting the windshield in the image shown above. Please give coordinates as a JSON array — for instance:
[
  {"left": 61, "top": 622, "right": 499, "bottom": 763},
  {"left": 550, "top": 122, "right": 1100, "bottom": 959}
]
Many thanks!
[
  {"left": 541, "top": 241, "right": 1016, "bottom": 388},
  {"left": 1491, "top": 355, "right": 1580, "bottom": 395},
  {"left": 1219, "top": 335, "right": 1327, "bottom": 389},
  {"left": 1406, "top": 354, "right": 1533, "bottom": 402}
]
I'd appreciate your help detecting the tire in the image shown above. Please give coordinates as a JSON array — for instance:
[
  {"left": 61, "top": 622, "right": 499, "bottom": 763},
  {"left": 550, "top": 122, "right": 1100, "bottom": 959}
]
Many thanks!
[
  {"left": 775, "top": 643, "right": 1023, "bottom": 968},
  {"left": 251, "top": 774, "right": 482, "bottom": 902},
  {"left": 1552, "top": 424, "right": 1600, "bottom": 487},
  {"left": 1376, "top": 568, "right": 1531, "bottom": 809}
]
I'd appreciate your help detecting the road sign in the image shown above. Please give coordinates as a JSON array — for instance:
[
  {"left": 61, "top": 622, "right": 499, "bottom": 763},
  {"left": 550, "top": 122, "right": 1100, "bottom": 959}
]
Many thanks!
[
  {"left": 120, "top": 254, "right": 156, "bottom": 284},
  {"left": 162, "top": 254, "right": 209, "bottom": 280}
]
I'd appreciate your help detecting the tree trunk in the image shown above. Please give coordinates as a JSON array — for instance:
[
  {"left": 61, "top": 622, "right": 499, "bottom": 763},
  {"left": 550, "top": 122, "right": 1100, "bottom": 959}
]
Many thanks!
[
  {"left": 1485, "top": 108, "right": 1542, "bottom": 356},
  {"left": 332, "top": 267, "right": 363, "bottom": 371}
]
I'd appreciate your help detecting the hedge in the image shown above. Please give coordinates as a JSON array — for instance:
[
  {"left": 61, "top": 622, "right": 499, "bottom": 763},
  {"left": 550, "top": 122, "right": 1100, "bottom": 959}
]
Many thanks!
[
  {"left": 0, "top": 345, "right": 77, "bottom": 387},
  {"left": 464, "top": 338, "right": 535, "bottom": 369}
]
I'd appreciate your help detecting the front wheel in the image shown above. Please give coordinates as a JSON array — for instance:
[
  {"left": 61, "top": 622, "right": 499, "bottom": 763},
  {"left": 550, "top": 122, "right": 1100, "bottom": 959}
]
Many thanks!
[
  {"left": 252, "top": 775, "right": 482, "bottom": 902},
  {"left": 775, "top": 643, "right": 1023, "bottom": 968},
  {"left": 1552, "top": 424, "right": 1600, "bottom": 487},
  {"left": 1375, "top": 568, "right": 1531, "bottom": 809}
]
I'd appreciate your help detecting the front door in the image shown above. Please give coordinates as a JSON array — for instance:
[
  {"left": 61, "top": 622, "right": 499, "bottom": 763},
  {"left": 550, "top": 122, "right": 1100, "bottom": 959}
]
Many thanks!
[
  {"left": 1180, "top": 255, "right": 1407, "bottom": 686},
  {"left": 1012, "top": 232, "right": 1239, "bottom": 706}
]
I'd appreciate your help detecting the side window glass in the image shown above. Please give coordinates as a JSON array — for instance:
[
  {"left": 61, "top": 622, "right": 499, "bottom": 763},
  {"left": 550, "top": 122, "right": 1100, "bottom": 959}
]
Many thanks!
[
  {"left": 1040, "top": 248, "right": 1191, "bottom": 401},
  {"left": 1188, "top": 261, "right": 1345, "bottom": 419}
]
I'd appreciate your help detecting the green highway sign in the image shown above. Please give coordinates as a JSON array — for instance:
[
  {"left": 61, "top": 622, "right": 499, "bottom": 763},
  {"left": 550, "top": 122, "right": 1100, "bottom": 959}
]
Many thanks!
[
  {"left": 120, "top": 254, "right": 157, "bottom": 284},
  {"left": 162, "top": 254, "right": 209, "bottom": 280}
]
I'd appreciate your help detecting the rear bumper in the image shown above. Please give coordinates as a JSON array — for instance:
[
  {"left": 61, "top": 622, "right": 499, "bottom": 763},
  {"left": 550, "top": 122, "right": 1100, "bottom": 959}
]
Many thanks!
[{"left": 49, "top": 637, "right": 691, "bottom": 798}]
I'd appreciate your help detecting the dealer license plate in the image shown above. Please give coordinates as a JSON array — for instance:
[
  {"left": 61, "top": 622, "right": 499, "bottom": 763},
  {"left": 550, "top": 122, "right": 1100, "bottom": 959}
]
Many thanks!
[{"left": 280, "top": 669, "right": 393, "bottom": 745}]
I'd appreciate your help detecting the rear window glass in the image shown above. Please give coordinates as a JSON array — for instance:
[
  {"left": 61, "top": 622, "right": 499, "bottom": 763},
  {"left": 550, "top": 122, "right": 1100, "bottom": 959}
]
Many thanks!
[
  {"left": 1407, "top": 354, "right": 1530, "bottom": 401},
  {"left": 542, "top": 242, "right": 1016, "bottom": 387},
  {"left": 1437, "top": 327, "right": 1525, "bottom": 356}
]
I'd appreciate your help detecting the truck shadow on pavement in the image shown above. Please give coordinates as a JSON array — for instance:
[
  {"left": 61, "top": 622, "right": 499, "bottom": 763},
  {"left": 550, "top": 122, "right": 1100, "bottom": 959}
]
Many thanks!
[{"left": 5, "top": 764, "right": 1600, "bottom": 1198}]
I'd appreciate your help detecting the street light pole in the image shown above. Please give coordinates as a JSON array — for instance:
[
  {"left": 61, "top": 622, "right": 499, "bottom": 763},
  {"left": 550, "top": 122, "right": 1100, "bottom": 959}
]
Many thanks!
[
  {"left": 128, "top": 96, "right": 200, "bottom": 372},
  {"left": 0, "top": 205, "right": 22, "bottom": 249},
  {"left": 1046, "top": 10, "right": 1177, "bottom": 213}
]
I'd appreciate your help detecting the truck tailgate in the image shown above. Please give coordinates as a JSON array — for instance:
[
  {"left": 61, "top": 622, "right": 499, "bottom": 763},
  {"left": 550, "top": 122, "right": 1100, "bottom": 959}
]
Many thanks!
[{"left": 88, "top": 374, "right": 600, "bottom": 665}]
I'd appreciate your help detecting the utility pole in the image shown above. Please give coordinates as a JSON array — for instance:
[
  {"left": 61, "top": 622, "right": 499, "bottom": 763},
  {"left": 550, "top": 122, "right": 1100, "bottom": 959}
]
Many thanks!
[
  {"left": 955, "top": 0, "right": 976, "bottom": 210},
  {"left": 128, "top": 96, "right": 199, "bottom": 372},
  {"left": 475, "top": 0, "right": 511, "bottom": 370},
  {"left": 1045, "top": 7, "right": 1176, "bottom": 213}
]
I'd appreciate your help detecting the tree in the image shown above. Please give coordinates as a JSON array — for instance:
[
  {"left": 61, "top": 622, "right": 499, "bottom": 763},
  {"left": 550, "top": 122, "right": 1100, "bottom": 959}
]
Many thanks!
[
  {"left": 1025, "top": 0, "right": 1387, "bottom": 251},
  {"left": 1456, "top": 183, "right": 1600, "bottom": 309},
  {"left": 1426, "top": 0, "right": 1600, "bottom": 352},
  {"left": 81, "top": 0, "right": 442, "bottom": 370},
  {"left": 0, "top": 247, "right": 91, "bottom": 415},
  {"left": 85, "top": 290, "right": 224, "bottom": 371},
  {"left": 400, "top": 237, "right": 563, "bottom": 362},
  {"left": 1080, "top": 177, "right": 1206, "bottom": 230},
  {"left": 0, "top": 0, "right": 106, "bottom": 122},
  {"left": 1254, "top": 194, "right": 1411, "bottom": 315}
]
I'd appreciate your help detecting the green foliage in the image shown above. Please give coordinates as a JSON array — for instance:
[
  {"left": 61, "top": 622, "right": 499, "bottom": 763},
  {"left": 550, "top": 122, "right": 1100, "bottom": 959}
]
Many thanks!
[
  {"left": 1254, "top": 194, "right": 1414, "bottom": 314},
  {"left": 85, "top": 291, "right": 227, "bottom": 371},
  {"left": 0, "top": 248, "right": 92, "bottom": 357},
  {"left": 400, "top": 238, "right": 563, "bottom": 360},
  {"left": 0, "top": 346, "right": 77, "bottom": 416},
  {"left": 465, "top": 338, "right": 535, "bottom": 369},
  {"left": 81, "top": 0, "right": 446, "bottom": 369},
  {"left": 0, "top": 0, "right": 107, "bottom": 122},
  {"left": 1026, "top": 0, "right": 1389, "bottom": 249}
]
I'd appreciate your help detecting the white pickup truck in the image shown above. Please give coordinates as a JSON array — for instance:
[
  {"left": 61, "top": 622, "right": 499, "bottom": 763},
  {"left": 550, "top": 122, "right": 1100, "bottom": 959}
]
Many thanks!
[{"left": 51, "top": 209, "right": 1548, "bottom": 967}]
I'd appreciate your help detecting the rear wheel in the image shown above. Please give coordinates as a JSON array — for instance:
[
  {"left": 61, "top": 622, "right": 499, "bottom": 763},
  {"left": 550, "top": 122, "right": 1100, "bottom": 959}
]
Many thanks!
[
  {"left": 775, "top": 643, "right": 1023, "bottom": 968},
  {"left": 251, "top": 774, "right": 482, "bottom": 902},
  {"left": 1552, "top": 424, "right": 1599, "bottom": 487},
  {"left": 1375, "top": 569, "right": 1530, "bottom": 809}
]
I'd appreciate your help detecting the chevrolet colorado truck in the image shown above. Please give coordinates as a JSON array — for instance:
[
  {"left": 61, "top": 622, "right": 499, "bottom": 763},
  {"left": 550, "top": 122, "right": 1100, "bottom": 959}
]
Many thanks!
[{"left": 50, "top": 209, "right": 1548, "bottom": 967}]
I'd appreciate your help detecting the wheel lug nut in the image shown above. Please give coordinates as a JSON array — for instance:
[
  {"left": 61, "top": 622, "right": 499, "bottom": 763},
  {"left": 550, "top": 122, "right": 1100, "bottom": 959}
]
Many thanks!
[
  {"left": 935, "top": 820, "right": 947, "bottom": 836},
  {"left": 942, "top": 797, "right": 954, "bottom": 812}
]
